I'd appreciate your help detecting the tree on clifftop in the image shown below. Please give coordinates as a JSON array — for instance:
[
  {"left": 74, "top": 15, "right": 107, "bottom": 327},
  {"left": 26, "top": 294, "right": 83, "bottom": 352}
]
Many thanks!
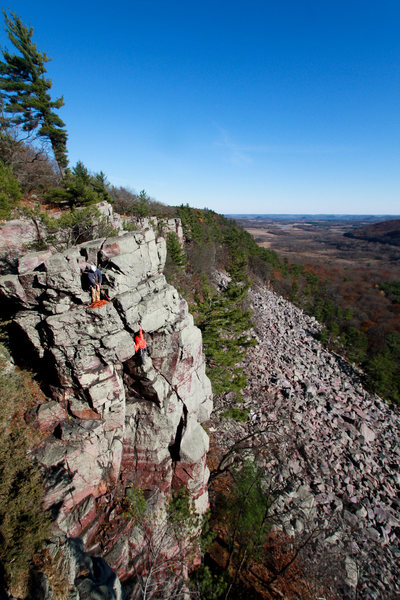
[{"left": 0, "top": 11, "right": 68, "bottom": 175}]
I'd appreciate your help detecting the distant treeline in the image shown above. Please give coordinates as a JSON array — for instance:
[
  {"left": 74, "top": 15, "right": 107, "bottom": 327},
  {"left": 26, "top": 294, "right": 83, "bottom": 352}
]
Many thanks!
[{"left": 228, "top": 214, "right": 400, "bottom": 223}]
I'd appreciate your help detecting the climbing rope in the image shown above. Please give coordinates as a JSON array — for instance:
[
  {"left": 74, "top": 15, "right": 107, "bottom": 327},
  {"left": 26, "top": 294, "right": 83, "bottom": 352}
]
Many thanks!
[{"left": 89, "top": 299, "right": 109, "bottom": 309}]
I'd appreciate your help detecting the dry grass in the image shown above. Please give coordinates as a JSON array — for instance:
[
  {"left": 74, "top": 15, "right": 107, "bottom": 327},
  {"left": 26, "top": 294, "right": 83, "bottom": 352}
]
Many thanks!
[
  {"left": 0, "top": 344, "right": 52, "bottom": 595},
  {"left": 37, "top": 548, "right": 73, "bottom": 600}
]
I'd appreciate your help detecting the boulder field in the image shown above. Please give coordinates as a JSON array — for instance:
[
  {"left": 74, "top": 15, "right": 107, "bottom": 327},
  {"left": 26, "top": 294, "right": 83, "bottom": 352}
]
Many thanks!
[
  {"left": 210, "top": 283, "right": 399, "bottom": 599},
  {"left": 0, "top": 226, "right": 212, "bottom": 597}
]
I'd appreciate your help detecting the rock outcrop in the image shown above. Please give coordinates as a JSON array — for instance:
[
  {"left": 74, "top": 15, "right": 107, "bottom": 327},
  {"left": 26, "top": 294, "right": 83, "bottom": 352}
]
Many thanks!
[
  {"left": 0, "top": 201, "right": 184, "bottom": 277},
  {"left": 211, "top": 284, "right": 400, "bottom": 599},
  {"left": 0, "top": 225, "right": 212, "bottom": 594}
]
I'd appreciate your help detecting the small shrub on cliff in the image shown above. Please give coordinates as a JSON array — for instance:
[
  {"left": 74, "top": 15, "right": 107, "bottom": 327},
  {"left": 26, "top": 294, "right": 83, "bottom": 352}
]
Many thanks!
[
  {"left": 221, "top": 407, "right": 249, "bottom": 422},
  {"left": 122, "top": 219, "right": 138, "bottom": 232},
  {"left": 121, "top": 485, "right": 147, "bottom": 523},
  {"left": 167, "top": 488, "right": 201, "bottom": 539},
  {"left": 215, "top": 461, "right": 272, "bottom": 598},
  {"left": 0, "top": 345, "right": 51, "bottom": 595},
  {"left": 40, "top": 205, "right": 118, "bottom": 250},
  {"left": 224, "top": 462, "right": 272, "bottom": 559},
  {"left": 190, "top": 564, "right": 228, "bottom": 599},
  {"left": 48, "top": 161, "right": 111, "bottom": 207}
]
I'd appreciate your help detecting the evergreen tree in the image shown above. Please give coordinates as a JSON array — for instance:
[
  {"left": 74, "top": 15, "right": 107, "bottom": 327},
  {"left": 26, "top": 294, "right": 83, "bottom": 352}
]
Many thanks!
[
  {"left": 0, "top": 159, "right": 21, "bottom": 218},
  {"left": 0, "top": 12, "right": 68, "bottom": 175},
  {"left": 92, "top": 171, "right": 111, "bottom": 202},
  {"left": 135, "top": 189, "right": 151, "bottom": 217},
  {"left": 194, "top": 274, "right": 255, "bottom": 396},
  {"left": 177, "top": 204, "right": 203, "bottom": 243},
  {"left": 48, "top": 161, "right": 111, "bottom": 207},
  {"left": 166, "top": 232, "right": 186, "bottom": 267}
]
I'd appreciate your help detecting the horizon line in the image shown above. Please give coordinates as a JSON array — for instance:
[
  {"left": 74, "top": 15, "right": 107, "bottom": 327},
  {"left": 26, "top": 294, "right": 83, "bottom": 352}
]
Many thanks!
[{"left": 224, "top": 213, "right": 400, "bottom": 217}]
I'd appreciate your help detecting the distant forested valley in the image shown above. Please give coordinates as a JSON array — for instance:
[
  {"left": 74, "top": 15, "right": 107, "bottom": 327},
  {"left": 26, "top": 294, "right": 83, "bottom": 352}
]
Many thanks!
[{"left": 235, "top": 215, "right": 400, "bottom": 405}]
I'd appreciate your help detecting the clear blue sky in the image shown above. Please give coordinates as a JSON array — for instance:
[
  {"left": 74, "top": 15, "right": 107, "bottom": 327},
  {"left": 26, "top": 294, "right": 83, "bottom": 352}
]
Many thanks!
[{"left": 2, "top": 1, "right": 400, "bottom": 214}]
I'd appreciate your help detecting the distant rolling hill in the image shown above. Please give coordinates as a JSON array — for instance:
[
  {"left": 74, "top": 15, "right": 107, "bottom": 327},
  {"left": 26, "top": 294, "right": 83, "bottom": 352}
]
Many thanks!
[{"left": 344, "top": 218, "right": 400, "bottom": 247}]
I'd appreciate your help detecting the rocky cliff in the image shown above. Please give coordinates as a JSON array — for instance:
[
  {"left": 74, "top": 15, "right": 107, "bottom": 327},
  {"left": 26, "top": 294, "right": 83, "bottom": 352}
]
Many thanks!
[{"left": 0, "top": 225, "right": 212, "bottom": 597}]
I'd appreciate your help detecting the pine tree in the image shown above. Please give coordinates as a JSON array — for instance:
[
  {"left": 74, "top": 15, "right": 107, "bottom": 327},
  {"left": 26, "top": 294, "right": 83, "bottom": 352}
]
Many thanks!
[
  {"left": 48, "top": 161, "right": 110, "bottom": 207},
  {"left": 177, "top": 204, "right": 203, "bottom": 243},
  {"left": 194, "top": 275, "right": 255, "bottom": 396},
  {"left": 0, "top": 12, "right": 68, "bottom": 175},
  {"left": 0, "top": 159, "right": 21, "bottom": 218},
  {"left": 166, "top": 232, "right": 186, "bottom": 267}
]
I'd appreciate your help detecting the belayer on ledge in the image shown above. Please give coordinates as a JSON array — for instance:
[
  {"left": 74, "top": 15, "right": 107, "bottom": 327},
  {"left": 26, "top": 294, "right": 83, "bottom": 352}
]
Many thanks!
[
  {"left": 134, "top": 327, "right": 147, "bottom": 365},
  {"left": 87, "top": 263, "right": 102, "bottom": 303}
]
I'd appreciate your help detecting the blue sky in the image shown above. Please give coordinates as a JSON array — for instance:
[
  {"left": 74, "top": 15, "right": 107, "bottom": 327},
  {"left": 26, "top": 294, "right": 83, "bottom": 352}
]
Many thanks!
[{"left": 2, "top": 1, "right": 400, "bottom": 214}]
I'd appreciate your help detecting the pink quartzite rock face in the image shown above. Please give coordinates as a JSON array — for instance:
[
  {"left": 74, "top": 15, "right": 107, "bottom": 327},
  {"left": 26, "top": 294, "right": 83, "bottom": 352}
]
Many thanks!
[
  {"left": 0, "top": 223, "right": 212, "bottom": 589},
  {"left": 18, "top": 250, "right": 53, "bottom": 274},
  {"left": 0, "top": 219, "right": 44, "bottom": 254}
]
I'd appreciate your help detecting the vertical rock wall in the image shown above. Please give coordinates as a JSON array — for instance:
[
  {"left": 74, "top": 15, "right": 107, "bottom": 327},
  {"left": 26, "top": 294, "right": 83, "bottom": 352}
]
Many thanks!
[{"left": 0, "top": 227, "right": 212, "bottom": 587}]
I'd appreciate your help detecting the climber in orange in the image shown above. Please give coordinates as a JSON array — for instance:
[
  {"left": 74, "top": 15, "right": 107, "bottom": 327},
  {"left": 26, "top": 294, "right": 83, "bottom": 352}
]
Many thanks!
[{"left": 134, "top": 327, "right": 147, "bottom": 365}]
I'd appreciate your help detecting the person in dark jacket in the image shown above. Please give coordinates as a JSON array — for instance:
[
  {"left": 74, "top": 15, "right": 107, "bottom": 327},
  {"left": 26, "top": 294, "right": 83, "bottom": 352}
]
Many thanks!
[
  {"left": 88, "top": 264, "right": 102, "bottom": 302},
  {"left": 134, "top": 328, "right": 147, "bottom": 365}
]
